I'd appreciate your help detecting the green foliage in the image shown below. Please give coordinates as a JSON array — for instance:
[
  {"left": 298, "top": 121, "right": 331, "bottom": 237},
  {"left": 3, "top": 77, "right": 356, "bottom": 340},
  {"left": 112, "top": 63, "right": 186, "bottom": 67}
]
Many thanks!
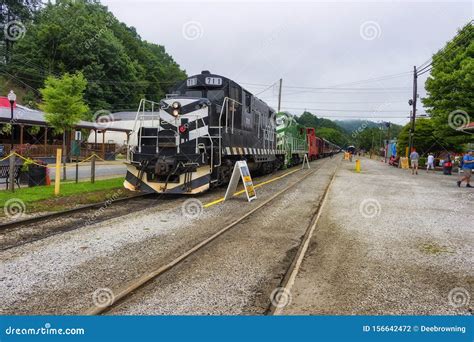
[
  {"left": 0, "top": 176, "right": 124, "bottom": 207},
  {"left": 0, "top": 123, "right": 12, "bottom": 135},
  {"left": 22, "top": 90, "right": 39, "bottom": 109},
  {"left": 296, "top": 111, "right": 351, "bottom": 147},
  {"left": 6, "top": 0, "right": 187, "bottom": 111},
  {"left": 353, "top": 127, "right": 383, "bottom": 152},
  {"left": 39, "top": 72, "right": 89, "bottom": 133},
  {"left": 27, "top": 125, "right": 41, "bottom": 135},
  {"left": 396, "top": 119, "right": 447, "bottom": 156},
  {"left": 315, "top": 127, "right": 349, "bottom": 148},
  {"left": 1, "top": 0, "right": 41, "bottom": 62},
  {"left": 422, "top": 22, "right": 474, "bottom": 148}
]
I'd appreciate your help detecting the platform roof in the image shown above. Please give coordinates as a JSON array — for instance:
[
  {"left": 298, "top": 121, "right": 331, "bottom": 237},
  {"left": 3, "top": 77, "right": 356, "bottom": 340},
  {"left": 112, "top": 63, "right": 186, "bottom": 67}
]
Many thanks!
[{"left": 0, "top": 105, "right": 131, "bottom": 133}]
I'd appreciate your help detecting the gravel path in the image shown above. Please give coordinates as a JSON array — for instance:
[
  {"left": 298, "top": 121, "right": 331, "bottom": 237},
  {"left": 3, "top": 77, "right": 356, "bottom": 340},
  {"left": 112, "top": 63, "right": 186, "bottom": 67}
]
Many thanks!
[
  {"left": 282, "top": 157, "right": 473, "bottom": 315},
  {"left": 0, "top": 158, "right": 333, "bottom": 315},
  {"left": 106, "top": 159, "right": 339, "bottom": 315}
]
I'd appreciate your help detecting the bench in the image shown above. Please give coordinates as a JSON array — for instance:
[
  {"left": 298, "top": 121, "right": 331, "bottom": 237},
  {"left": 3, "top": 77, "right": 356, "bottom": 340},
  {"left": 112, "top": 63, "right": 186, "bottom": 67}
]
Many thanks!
[{"left": 0, "top": 165, "right": 22, "bottom": 189}]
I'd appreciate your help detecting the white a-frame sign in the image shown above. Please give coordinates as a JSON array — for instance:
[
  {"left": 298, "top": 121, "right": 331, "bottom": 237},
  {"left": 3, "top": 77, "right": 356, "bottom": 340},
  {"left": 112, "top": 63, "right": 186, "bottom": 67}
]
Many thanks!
[{"left": 224, "top": 161, "right": 257, "bottom": 202}]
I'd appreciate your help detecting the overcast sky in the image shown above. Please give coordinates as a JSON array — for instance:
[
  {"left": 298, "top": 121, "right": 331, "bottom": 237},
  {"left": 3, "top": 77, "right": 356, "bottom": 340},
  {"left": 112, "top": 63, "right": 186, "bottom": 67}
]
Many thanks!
[{"left": 101, "top": 0, "right": 472, "bottom": 124}]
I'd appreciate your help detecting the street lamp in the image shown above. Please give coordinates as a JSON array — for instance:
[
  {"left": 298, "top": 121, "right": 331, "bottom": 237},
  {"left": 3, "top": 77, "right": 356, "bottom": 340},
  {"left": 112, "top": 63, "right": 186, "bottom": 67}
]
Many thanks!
[{"left": 7, "top": 90, "right": 16, "bottom": 151}]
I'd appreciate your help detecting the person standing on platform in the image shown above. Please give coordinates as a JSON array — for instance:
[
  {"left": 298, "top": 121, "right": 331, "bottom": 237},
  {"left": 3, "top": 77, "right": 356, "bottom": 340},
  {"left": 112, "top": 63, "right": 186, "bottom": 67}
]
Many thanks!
[
  {"left": 426, "top": 153, "right": 435, "bottom": 173},
  {"left": 410, "top": 148, "right": 420, "bottom": 175},
  {"left": 457, "top": 150, "right": 473, "bottom": 188}
]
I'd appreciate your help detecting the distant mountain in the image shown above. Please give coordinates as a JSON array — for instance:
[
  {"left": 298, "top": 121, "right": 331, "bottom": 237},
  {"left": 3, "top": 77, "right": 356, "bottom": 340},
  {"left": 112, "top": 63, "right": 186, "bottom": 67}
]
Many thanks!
[{"left": 333, "top": 120, "right": 380, "bottom": 134}]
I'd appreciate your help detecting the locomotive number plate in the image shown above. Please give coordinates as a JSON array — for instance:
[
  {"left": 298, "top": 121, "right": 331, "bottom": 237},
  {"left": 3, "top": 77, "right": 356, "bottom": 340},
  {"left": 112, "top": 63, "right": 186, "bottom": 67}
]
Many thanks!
[{"left": 205, "top": 77, "right": 222, "bottom": 86}]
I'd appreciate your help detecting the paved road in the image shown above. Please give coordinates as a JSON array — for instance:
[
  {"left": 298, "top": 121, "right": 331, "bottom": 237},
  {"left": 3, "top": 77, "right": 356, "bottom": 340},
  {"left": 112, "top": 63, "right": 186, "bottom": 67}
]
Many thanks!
[
  {"left": 48, "top": 162, "right": 126, "bottom": 181},
  {"left": 282, "top": 157, "right": 473, "bottom": 315}
]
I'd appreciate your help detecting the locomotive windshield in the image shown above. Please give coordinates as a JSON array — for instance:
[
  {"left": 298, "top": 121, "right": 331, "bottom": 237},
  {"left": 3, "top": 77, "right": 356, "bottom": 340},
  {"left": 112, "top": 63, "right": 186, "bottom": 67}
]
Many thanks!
[{"left": 183, "top": 90, "right": 202, "bottom": 98}]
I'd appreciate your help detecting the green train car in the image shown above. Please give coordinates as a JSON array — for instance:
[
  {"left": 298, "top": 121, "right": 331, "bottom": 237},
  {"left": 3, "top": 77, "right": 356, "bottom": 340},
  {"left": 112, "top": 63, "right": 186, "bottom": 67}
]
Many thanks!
[{"left": 276, "top": 112, "right": 308, "bottom": 168}]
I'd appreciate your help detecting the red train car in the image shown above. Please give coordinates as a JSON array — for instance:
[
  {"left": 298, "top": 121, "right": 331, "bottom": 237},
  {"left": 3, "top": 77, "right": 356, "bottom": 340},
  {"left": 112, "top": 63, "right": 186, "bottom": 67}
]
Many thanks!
[
  {"left": 306, "top": 127, "right": 324, "bottom": 160},
  {"left": 306, "top": 128, "right": 340, "bottom": 159}
]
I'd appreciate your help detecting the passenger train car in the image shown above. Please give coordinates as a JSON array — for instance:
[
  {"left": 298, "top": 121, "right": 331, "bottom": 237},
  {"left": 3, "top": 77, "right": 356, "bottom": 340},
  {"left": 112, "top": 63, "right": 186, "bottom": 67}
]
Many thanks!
[{"left": 124, "top": 71, "right": 340, "bottom": 194}]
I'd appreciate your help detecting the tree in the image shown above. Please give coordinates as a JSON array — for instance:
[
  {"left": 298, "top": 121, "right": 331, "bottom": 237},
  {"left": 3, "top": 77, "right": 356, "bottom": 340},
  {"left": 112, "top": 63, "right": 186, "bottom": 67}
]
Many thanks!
[
  {"left": 315, "top": 127, "right": 350, "bottom": 148},
  {"left": 396, "top": 119, "right": 446, "bottom": 156},
  {"left": 296, "top": 111, "right": 351, "bottom": 147},
  {"left": 39, "top": 72, "right": 89, "bottom": 133},
  {"left": 6, "top": 0, "right": 186, "bottom": 111},
  {"left": 354, "top": 127, "right": 382, "bottom": 152},
  {"left": 0, "top": 0, "right": 42, "bottom": 63},
  {"left": 422, "top": 22, "right": 474, "bottom": 149}
]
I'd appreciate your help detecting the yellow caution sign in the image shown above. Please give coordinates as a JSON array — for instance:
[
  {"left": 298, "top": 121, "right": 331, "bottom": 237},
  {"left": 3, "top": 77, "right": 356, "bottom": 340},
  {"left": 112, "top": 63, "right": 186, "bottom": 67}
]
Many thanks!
[
  {"left": 224, "top": 160, "right": 257, "bottom": 202},
  {"left": 400, "top": 157, "right": 409, "bottom": 169},
  {"left": 355, "top": 159, "right": 361, "bottom": 173}
]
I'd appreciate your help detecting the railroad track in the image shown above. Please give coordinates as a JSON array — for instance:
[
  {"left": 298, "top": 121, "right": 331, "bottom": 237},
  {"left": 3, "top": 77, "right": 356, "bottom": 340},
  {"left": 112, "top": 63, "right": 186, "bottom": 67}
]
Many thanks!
[
  {"left": 266, "top": 164, "right": 337, "bottom": 315},
  {"left": 83, "top": 160, "right": 336, "bottom": 315},
  {"left": 0, "top": 162, "right": 315, "bottom": 252},
  {"left": 0, "top": 192, "right": 154, "bottom": 231},
  {"left": 0, "top": 192, "right": 163, "bottom": 251}
]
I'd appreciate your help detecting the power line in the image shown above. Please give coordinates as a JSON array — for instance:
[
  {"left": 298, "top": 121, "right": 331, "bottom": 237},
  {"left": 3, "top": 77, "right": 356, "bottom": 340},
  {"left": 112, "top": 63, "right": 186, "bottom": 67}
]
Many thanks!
[
  {"left": 275, "top": 106, "right": 412, "bottom": 113},
  {"left": 254, "top": 81, "right": 277, "bottom": 95},
  {"left": 259, "top": 99, "right": 408, "bottom": 104},
  {"left": 417, "top": 21, "right": 473, "bottom": 73}
]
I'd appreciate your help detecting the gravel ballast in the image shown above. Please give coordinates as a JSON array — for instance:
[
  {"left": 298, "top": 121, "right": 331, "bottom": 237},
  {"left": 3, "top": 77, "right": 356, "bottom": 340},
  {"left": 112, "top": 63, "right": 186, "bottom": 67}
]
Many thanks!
[{"left": 0, "top": 159, "right": 334, "bottom": 315}]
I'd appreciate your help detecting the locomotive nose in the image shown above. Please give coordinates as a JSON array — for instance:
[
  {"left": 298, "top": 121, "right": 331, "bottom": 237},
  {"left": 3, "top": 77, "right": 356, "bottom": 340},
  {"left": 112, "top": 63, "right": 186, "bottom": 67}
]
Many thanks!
[{"left": 155, "top": 156, "right": 176, "bottom": 176}]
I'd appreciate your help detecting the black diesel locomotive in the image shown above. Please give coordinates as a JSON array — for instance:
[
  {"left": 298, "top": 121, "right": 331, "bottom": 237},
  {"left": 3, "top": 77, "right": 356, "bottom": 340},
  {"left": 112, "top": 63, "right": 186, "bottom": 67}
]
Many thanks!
[{"left": 125, "top": 71, "right": 285, "bottom": 194}]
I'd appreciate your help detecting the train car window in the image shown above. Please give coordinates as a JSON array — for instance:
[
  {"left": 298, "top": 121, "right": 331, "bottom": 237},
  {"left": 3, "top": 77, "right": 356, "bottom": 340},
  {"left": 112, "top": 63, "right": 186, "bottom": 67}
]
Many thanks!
[
  {"left": 227, "top": 84, "right": 240, "bottom": 129},
  {"left": 207, "top": 89, "right": 225, "bottom": 105},
  {"left": 184, "top": 90, "right": 202, "bottom": 98},
  {"left": 244, "top": 91, "right": 252, "bottom": 113}
]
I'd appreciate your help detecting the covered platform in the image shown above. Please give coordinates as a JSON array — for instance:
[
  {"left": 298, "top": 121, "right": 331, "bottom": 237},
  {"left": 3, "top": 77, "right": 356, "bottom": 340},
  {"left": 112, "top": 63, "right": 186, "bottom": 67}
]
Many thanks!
[{"left": 0, "top": 97, "right": 131, "bottom": 161}]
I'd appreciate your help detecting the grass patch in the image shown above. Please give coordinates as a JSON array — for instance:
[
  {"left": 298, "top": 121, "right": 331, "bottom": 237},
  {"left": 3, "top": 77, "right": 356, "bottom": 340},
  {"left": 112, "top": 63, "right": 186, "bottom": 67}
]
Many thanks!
[
  {"left": 418, "top": 243, "right": 453, "bottom": 255},
  {"left": 0, "top": 177, "right": 125, "bottom": 207}
]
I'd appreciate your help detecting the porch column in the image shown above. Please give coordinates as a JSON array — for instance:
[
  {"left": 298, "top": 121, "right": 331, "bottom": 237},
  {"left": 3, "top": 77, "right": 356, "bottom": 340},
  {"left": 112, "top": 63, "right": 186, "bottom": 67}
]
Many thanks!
[
  {"left": 44, "top": 127, "right": 48, "bottom": 155},
  {"left": 102, "top": 130, "right": 106, "bottom": 159},
  {"left": 20, "top": 124, "right": 24, "bottom": 145}
]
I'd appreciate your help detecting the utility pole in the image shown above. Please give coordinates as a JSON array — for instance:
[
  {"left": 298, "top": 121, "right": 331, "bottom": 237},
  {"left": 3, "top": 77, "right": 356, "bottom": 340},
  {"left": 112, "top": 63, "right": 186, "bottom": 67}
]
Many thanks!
[
  {"left": 277, "top": 78, "right": 282, "bottom": 112},
  {"left": 408, "top": 65, "right": 417, "bottom": 155}
]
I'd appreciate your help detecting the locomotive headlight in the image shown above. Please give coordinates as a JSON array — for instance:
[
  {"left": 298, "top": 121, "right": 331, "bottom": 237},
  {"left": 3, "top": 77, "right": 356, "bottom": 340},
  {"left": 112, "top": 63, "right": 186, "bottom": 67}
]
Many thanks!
[
  {"left": 172, "top": 101, "right": 181, "bottom": 109},
  {"left": 172, "top": 109, "right": 180, "bottom": 117}
]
